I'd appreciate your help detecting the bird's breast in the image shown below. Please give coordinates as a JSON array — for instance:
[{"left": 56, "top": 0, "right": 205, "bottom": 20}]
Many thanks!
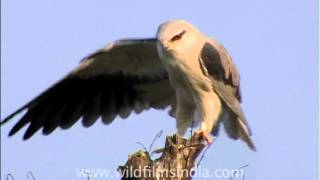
[{"left": 161, "top": 55, "right": 212, "bottom": 95}]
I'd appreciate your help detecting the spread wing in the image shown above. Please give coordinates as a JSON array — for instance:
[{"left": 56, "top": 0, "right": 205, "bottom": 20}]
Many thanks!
[
  {"left": 199, "top": 39, "right": 255, "bottom": 150},
  {"left": 1, "top": 38, "right": 176, "bottom": 140}
]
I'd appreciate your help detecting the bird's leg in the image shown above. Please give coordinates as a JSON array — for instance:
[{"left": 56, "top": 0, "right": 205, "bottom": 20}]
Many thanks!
[
  {"left": 177, "top": 114, "right": 192, "bottom": 137},
  {"left": 176, "top": 93, "right": 195, "bottom": 137},
  {"left": 196, "top": 125, "right": 213, "bottom": 145},
  {"left": 197, "top": 92, "right": 222, "bottom": 145}
]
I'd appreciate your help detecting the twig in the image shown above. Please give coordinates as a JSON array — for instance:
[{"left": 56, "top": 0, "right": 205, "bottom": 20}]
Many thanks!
[
  {"left": 6, "top": 174, "right": 14, "bottom": 180},
  {"left": 148, "top": 130, "right": 163, "bottom": 153},
  {"left": 229, "top": 164, "right": 249, "bottom": 180},
  {"left": 190, "top": 118, "right": 194, "bottom": 139},
  {"left": 197, "top": 143, "right": 212, "bottom": 167},
  {"left": 136, "top": 142, "right": 148, "bottom": 152},
  {"left": 27, "top": 171, "right": 36, "bottom": 180},
  {"left": 6, "top": 172, "right": 36, "bottom": 180}
]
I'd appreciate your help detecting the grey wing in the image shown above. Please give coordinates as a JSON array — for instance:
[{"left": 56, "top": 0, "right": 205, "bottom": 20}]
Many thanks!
[
  {"left": 1, "top": 38, "right": 176, "bottom": 140},
  {"left": 199, "top": 39, "right": 255, "bottom": 150}
]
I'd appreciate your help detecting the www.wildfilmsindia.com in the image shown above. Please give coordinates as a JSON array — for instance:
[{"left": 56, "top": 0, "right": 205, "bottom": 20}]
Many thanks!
[{"left": 75, "top": 166, "right": 246, "bottom": 179}]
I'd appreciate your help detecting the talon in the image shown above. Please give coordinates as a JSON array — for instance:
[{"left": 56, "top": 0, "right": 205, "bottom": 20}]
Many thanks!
[
  {"left": 204, "top": 134, "right": 213, "bottom": 144},
  {"left": 195, "top": 130, "right": 213, "bottom": 145}
]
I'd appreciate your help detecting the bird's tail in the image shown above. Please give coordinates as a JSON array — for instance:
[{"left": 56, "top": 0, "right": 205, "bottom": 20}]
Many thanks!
[
  {"left": 236, "top": 117, "right": 256, "bottom": 151},
  {"left": 222, "top": 115, "right": 256, "bottom": 151}
]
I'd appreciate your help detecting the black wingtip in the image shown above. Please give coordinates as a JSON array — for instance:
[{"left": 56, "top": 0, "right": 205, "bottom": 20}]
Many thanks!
[
  {"left": 1, "top": 105, "right": 29, "bottom": 126},
  {"left": 23, "top": 133, "right": 32, "bottom": 140},
  {"left": 1, "top": 113, "right": 18, "bottom": 126},
  {"left": 1, "top": 116, "right": 13, "bottom": 126},
  {"left": 23, "top": 127, "right": 36, "bottom": 140},
  {"left": 8, "top": 129, "right": 16, "bottom": 137}
]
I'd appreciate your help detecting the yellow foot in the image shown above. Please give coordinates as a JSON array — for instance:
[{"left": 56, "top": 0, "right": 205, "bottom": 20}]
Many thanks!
[{"left": 195, "top": 130, "right": 213, "bottom": 145}]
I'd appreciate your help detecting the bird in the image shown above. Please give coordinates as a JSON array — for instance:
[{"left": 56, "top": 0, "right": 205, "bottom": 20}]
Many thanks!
[{"left": 1, "top": 20, "right": 255, "bottom": 151}]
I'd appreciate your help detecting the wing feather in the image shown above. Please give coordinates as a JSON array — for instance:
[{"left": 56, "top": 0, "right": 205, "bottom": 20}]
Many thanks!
[
  {"left": 200, "top": 39, "right": 255, "bottom": 150},
  {"left": 2, "top": 38, "right": 176, "bottom": 139}
]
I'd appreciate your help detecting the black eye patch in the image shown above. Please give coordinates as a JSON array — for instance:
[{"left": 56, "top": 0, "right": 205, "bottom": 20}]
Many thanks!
[{"left": 170, "top": 30, "right": 186, "bottom": 42}]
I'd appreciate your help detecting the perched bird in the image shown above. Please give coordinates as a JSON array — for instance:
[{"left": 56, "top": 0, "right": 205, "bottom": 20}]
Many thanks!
[{"left": 1, "top": 20, "right": 255, "bottom": 150}]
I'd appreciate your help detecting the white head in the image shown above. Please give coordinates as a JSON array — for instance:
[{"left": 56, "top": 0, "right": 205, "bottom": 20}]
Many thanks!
[{"left": 156, "top": 20, "right": 202, "bottom": 58}]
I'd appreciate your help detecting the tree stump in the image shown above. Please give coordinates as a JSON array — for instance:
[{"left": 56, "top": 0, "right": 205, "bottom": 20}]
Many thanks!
[{"left": 118, "top": 132, "right": 206, "bottom": 180}]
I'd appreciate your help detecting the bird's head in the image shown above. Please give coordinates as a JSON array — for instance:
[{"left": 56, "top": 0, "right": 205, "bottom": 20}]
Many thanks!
[{"left": 156, "top": 20, "right": 202, "bottom": 58}]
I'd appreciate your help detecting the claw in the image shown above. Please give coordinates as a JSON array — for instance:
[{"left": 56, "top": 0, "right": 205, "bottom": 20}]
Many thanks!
[{"left": 195, "top": 129, "right": 213, "bottom": 145}]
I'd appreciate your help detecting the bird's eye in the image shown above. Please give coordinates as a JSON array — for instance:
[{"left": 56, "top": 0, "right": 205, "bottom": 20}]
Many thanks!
[{"left": 170, "top": 30, "right": 186, "bottom": 42}]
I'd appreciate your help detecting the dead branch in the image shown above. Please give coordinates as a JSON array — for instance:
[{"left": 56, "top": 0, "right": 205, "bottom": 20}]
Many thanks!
[{"left": 118, "top": 132, "right": 206, "bottom": 180}]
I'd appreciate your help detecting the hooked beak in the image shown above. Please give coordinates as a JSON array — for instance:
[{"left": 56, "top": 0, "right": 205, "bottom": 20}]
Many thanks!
[{"left": 157, "top": 39, "right": 170, "bottom": 52}]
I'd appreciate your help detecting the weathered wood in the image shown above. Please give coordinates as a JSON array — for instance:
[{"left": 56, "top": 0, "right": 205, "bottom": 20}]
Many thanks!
[{"left": 118, "top": 132, "right": 206, "bottom": 180}]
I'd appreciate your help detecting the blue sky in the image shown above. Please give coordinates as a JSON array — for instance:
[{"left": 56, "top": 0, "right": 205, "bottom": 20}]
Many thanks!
[{"left": 1, "top": 0, "right": 318, "bottom": 179}]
